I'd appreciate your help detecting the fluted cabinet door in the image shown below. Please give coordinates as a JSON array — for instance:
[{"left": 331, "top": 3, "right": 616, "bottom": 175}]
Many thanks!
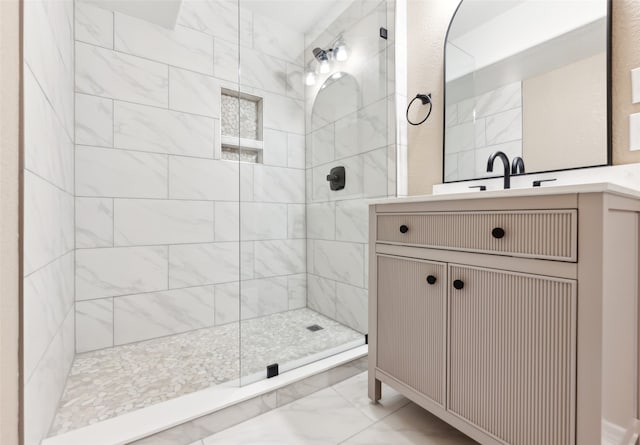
[
  {"left": 448, "top": 264, "right": 577, "bottom": 445},
  {"left": 376, "top": 255, "right": 446, "bottom": 406}
]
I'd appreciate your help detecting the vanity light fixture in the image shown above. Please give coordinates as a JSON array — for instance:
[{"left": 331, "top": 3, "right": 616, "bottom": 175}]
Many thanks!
[
  {"left": 305, "top": 71, "right": 316, "bottom": 86},
  {"left": 319, "top": 59, "right": 330, "bottom": 74},
  {"left": 334, "top": 39, "right": 348, "bottom": 62}
]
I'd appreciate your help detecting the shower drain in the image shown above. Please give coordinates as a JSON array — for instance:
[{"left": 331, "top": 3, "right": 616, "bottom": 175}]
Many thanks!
[{"left": 306, "top": 324, "right": 323, "bottom": 332}]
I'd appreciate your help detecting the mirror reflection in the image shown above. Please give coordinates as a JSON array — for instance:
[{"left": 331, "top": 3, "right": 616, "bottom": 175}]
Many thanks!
[{"left": 444, "top": 0, "right": 609, "bottom": 182}]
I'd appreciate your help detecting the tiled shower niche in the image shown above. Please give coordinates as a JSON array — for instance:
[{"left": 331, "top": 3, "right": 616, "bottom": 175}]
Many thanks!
[{"left": 221, "top": 89, "right": 264, "bottom": 163}]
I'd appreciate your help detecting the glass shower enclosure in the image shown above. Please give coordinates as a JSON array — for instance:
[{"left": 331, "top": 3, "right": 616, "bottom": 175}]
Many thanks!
[{"left": 25, "top": 0, "right": 398, "bottom": 441}]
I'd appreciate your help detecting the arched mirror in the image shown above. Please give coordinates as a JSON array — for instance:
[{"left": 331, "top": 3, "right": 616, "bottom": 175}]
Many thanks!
[{"left": 444, "top": 0, "right": 611, "bottom": 182}]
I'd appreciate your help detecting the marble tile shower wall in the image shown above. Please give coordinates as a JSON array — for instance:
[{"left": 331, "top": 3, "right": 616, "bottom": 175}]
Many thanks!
[
  {"left": 74, "top": 0, "right": 306, "bottom": 353},
  {"left": 23, "top": 1, "right": 75, "bottom": 444},
  {"left": 304, "top": 0, "right": 397, "bottom": 335},
  {"left": 445, "top": 81, "right": 523, "bottom": 181}
]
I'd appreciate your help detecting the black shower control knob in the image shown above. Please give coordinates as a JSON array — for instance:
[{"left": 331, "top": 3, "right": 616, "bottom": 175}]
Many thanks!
[
  {"left": 492, "top": 227, "right": 505, "bottom": 239},
  {"left": 426, "top": 275, "right": 437, "bottom": 285},
  {"left": 453, "top": 279, "right": 464, "bottom": 290},
  {"left": 399, "top": 225, "right": 409, "bottom": 234}
]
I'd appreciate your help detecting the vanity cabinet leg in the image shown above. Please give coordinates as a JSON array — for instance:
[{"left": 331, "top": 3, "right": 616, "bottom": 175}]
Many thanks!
[{"left": 369, "top": 375, "right": 382, "bottom": 403}]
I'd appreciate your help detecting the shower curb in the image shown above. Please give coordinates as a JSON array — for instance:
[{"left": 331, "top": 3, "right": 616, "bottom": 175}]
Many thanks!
[{"left": 130, "top": 355, "right": 368, "bottom": 444}]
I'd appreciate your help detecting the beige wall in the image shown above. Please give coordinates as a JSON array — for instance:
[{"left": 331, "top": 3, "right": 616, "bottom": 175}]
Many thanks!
[
  {"left": 407, "top": 0, "right": 640, "bottom": 195},
  {"left": 523, "top": 53, "right": 607, "bottom": 172},
  {"left": 0, "top": 0, "right": 22, "bottom": 444}
]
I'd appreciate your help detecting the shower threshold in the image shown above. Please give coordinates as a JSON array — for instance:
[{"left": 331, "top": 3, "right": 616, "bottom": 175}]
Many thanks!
[{"left": 46, "top": 308, "right": 364, "bottom": 441}]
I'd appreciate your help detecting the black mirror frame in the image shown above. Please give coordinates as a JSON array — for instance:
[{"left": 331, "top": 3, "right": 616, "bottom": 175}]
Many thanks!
[{"left": 441, "top": 0, "right": 613, "bottom": 184}]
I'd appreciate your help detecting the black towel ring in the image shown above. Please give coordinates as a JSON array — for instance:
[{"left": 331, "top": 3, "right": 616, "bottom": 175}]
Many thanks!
[{"left": 406, "top": 93, "right": 433, "bottom": 126}]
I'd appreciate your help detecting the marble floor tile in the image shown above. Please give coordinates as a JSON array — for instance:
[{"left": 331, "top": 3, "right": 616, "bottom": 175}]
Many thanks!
[
  {"left": 341, "top": 402, "right": 478, "bottom": 445},
  {"left": 332, "top": 372, "right": 410, "bottom": 422},
  {"left": 203, "top": 387, "right": 373, "bottom": 445},
  {"left": 202, "top": 372, "right": 477, "bottom": 445}
]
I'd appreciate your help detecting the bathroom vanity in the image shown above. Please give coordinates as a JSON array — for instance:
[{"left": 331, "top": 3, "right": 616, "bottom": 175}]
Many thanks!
[{"left": 368, "top": 184, "right": 638, "bottom": 445}]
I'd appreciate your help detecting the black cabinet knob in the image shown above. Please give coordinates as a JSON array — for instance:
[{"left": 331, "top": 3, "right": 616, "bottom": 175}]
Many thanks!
[
  {"left": 491, "top": 227, "right": 505, "bottom": 239},
  {"left": 399, "top": 225, "right": 409, "bottom": 234},
  {"left": 426, "top": 275, "right": 437, "bottom": 285},
  {"left": 453, "top": 279, "right": 464, "bottom": 290}
]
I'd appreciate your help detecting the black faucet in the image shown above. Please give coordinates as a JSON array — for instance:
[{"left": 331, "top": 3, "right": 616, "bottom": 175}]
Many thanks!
[
  {"left": 486, "top": 151, "right": 511, "bottom": 189},
  {"left": 511, "top": 157, "right": 525, "bottom": 175}
]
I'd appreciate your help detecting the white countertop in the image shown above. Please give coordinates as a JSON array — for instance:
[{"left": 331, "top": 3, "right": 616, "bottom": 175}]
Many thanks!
[{"left": 369, "top": 182, "right": 640, "bottom": 206}]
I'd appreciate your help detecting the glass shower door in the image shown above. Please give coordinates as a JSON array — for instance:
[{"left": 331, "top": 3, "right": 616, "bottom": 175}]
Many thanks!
[{"left": 239, "top": 0, "right": 392, "bottom": 385}]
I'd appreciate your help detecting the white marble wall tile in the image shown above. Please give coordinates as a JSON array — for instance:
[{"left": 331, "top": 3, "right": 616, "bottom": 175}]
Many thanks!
[
  {"left": 241, "top": 241, "right": 255, "bottom": 281},
  {"left": 240, "top": 47, "right": 287, "bottom": 95},
  {"left": 308, "top": 274, "right": 337, "bottom": 319},
  {"left": 358, "top": 49, "right": 387, "bottom": 109},
  {"left": 76, "top": 299, "right": 114, "bottom": 353},
  {"left": 253, "top": 15, "right": 304, "bottom": 65},
  {"left": 115, "top": 13, "right": 213, "bottom": 74},
  {"left": 307, "top": 202, "right": 336, "bottom": 240},
  {"left": 76, "top": 246, "right": 168, "bottom": 300},
  {"left": 311, "top": 124, "right": 335, "bottom": 167},
  {"left": 114, "top": 199, "right": 214, "bottom": 246},
  {"left": 24, "top": 308, "right": 74, "bottom": 445},
  {"left": 24, "top": 68, "right": 74, "bottom": 193},
  {"left": 76, "top": 42, "right": 168, "bottom": 107},
  {"left": 287, "top": 133, "right": 306, "bottom": 169},
  {"left": 286, "top": 64, "right": 304, "bottom": 100},
  {"left": 24, "top": 1, "right": 74, "bottom": 137},
  {"left": 323, "top": 155, "right": 364, "bottom": 201},
  {"left": 254, "top": 240, "right": 305, "bottom": 278},
  {"left": 76, "top": 197, "right": 114, "bottom": 248},
  {"left": 75, "top": 93, "right": 113, "bottom": 147},
  {"left": 240, "top": 203, "right": 288, "bottom": 241},
  {"left": 387, "top": 144, "right": 397, "bottom": 197},
  {"left": 314, "top": 240, "right": 364, "bottom": 287},
  {"left": 239, "top": 163, "right": 255, "bottom": 202},
  {"left": 214, "top": 202, "right": 240, "bottom": 241},
  {"left": 287, "top": 204, "right": 306, "bottom": 239},
  {"left": 457, "top": 98, "right": 474, "bottom": 124},
  {"left": 445, "top": 121, "right": 475, "bottom": 154},
  {"left": 76, "top": 146, "right": 168, "bottom": 198},
  {"left": 263, "top": 129, "right": 288, "bottom": 167},
  {"left": 475, "top": 118, "right": 487, "bottom": 148},
  {"left": 335, "top": 200, "right": 368, "bottom": 243},
  {"left": 456, "top": 149, "right": 476, "bottom": 181},
  {"left": 241, "top": 277, "right": 288, "bottom": 319},
  {"left": 23, "top": 172, "right": 74, "bottom": 275},
  {"left": 485, "top": 108, "right": 522, "bottom": 146},
  {"left": 307, "top": 240, "right": 315, "bottom": 274},
  {"left": 40, "top": 0, "right": 74, "bottom": 69},
  {"left": 358, "top": 98, "right": 387, "bottom": 152},
  {"left": 169, "top": 67, "right": 221, "bottom": 118},
  {"left": 336, "top": 283, "right": 367, "bottom": 334},
  {"left": 444, "top": 153, "right": 458, "bottom": 182},
  {"left": 114, "top": 286, "right": 215, "bottom": 345},
  {"left": 75, "top": 1, "right": 113, "bottom": 48},
  {"left": 351, "top": 2, "right": 388, "bottom": 54},
  {"left": 311, "top": 165, "right": 331, "bottom": 203},
  {"left": 213, "top": 39, "right": 239, "bottom": 82},
  {"left": 445, "top": 102, "right": 458, "bottom": 128},
  {"left": 475, "top": 81, "right": 522, "bottom": 118},
  {"left": 475, "top": 141, "right": 522, "bottom": 178},
  {"left": 169, "top": 242, "right": 239, "bottom": 288},
  {"left": 253, "top": 166, "right": 305, "bottom": 204},
  {"left": 169, "top": 156, "right": 239, "bottom": 201},
  {"left": 288, "top": 274, "right": 307, "bottom": 310},
  {"left": 178, "top": 0, "right": 252, "bottom": 47},
  {"left": 364, "top": 147, "right": 388, "bottom": 198},
  {"left": 214, "top": 282, "right": 239, "bottom": 325},
  {"left": 334, "top": 112, "right": 358, "bottom": 160},
  {"left": 263, "top": 92, "right": 305, "bottom": 135},
  {"left": 114, "top": 101, "right": 215, "bottom": 158},
  {"left": 23, "top": 252, "right": 74, "bottom": 382}
]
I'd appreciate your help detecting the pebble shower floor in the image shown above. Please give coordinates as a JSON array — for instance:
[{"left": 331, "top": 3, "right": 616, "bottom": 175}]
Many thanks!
[{"left": 49, "top": 308, "right": 362, "bottom": 436}]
